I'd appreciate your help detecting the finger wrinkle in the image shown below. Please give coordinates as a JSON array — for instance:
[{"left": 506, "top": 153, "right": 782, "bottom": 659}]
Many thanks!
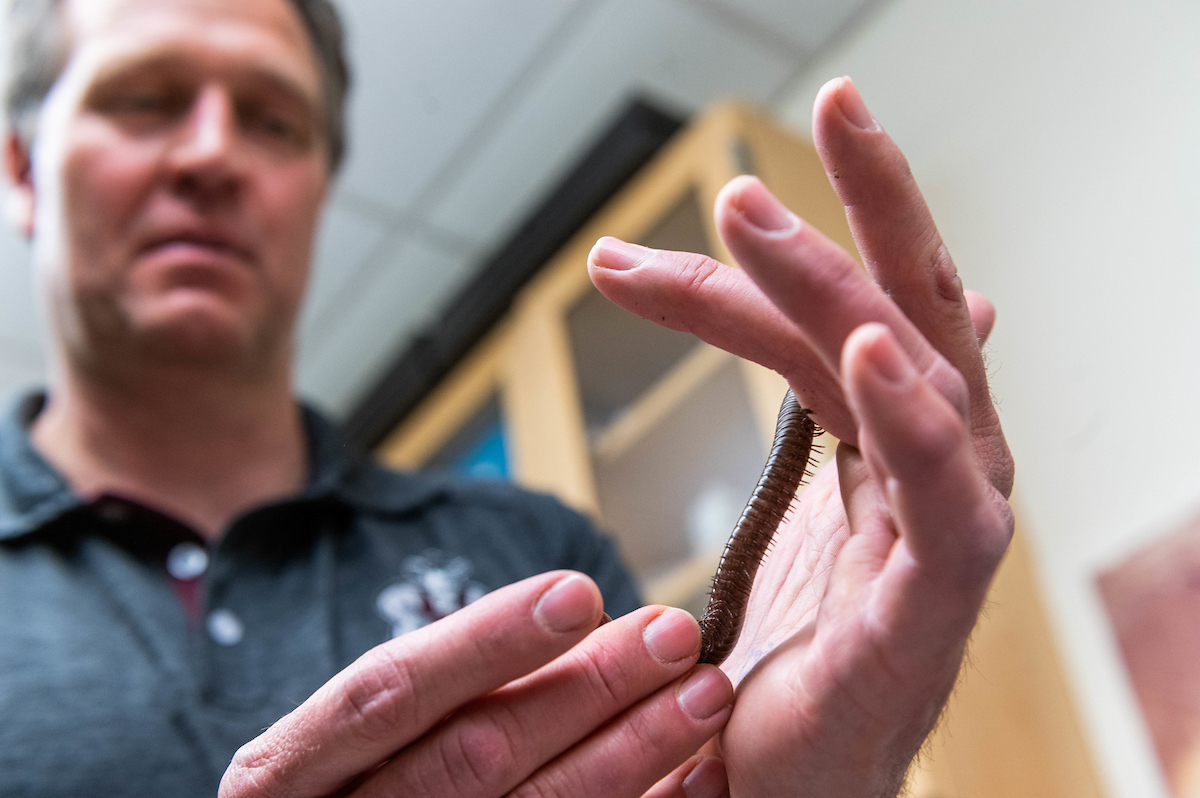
[
  {"left": 338, "top": 648, "right": 421, "bottom": 743},
  {"left": 672, "top": 252, "right": 725, "bottom": 297},
  {"left": 439, "top": 707, "right": 523, "bottom": 793},
  {"left": 970, "top": 429, "right": 1014, "bottom": 496},
  {"left": 222, "top": 745, "right": 294, "bottom": 798},
  {"left": 928, "top": 247, "right": 968, "bottom": 307},
  {"left": 904, "top": 308, "right": 979, "bottom": 368},
  {"left": 578, "top": 636, "right": 636, "bottom": 707}
]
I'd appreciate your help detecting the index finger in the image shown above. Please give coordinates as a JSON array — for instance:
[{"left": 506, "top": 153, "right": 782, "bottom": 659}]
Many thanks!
[
  {"left": 713, "top": 176, "right": 972, "bottom": 430},
  {"left": 219, "top": 571, "right": 603, "bottom": 798}
]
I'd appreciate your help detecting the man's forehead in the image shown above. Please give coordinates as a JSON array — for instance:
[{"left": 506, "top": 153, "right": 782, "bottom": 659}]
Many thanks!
[
  {"left": 67, "top": 0, "right": 307, "bottom": 39},
  {"left": 61, "top": 0, "right": 320, "bottom": 91}
]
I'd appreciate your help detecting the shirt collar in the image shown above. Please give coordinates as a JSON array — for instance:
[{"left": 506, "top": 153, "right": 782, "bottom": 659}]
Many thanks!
[
  {"left": 0, "top": 392, "right": 443, "bottom": 542},
  {"left": 0, "top": 393, "right": 84, "bottom": 539},
  {"left": 299, "top": 402, "right": 443, "bottom": 514}
]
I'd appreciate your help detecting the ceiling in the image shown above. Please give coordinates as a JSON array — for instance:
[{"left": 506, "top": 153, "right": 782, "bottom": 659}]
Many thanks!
[{"left": 0, "top": 0, "right": 875, "bottom": 417}]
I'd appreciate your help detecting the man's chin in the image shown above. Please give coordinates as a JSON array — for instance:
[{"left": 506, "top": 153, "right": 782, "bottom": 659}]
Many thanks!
[
  {"left": 129, "top": 308, "right": 275, "bottom": 370},
  {"left": 139, "top": 325, "right": 250, "bottom": 366}
]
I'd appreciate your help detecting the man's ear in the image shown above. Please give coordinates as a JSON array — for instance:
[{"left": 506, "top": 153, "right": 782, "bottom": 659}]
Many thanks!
[{"left": 3, "top": 133, "right": 34, "bottom": 239}]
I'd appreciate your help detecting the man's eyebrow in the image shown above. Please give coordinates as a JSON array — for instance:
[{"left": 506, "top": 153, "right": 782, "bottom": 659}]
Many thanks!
[{"left": 85, "top": 48, "right": 322, "bottom": 111}]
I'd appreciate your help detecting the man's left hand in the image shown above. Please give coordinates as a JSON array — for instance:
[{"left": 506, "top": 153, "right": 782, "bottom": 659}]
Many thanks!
[{"left": 590, "top": 76, "right": 1015, "bottom": 797}]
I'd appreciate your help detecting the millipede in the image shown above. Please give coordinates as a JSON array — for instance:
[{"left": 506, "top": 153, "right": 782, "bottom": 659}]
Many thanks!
[
  {"left": 597, "top": 389, "right": 819, "bottom": 667},
  {"left": 697, "top": 388, "right": 818, "bottom": 665}
]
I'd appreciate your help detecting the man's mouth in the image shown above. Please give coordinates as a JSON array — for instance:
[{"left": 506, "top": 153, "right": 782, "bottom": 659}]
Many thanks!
[{"left": 140, "top": 232, "right": 253, "bottom": 264}]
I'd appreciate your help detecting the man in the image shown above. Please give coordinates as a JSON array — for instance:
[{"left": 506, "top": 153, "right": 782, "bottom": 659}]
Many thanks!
[{"left": 0, "top": 1, "right": 1014, "bottom": 797}]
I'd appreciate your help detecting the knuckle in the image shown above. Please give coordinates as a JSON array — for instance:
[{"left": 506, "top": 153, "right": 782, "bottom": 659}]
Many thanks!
[
  {"left": 670, "top": 252, "right": 725, "bottom": 298},
  {"left": 436, "top": 706, "right": 523, "bottom": 793},
  {"left": 929, "top": 243, "right": 965, "bottom": 305},
  {"left": 337, "top": 646, "right": 421, "bottom": 742},
  {"left": 220, "top": 740, "right": 291, "bottom": 798},
  {"left": 576, "top": 640, "right": 636, "bottom": 708}
]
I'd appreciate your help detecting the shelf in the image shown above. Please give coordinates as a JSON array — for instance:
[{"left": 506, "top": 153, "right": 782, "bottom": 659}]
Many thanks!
[
  {"left": 643, "top": 546, "right": 724, "bottom": 611},
  {"left": 592, "top": 354, "right": 765, "bottom": 580},
  {"left": 591, "top": 343, "right": 733, "bottom": 464},
  {"left": 567, "top": 286, "right": 699, "bottom": 437}
]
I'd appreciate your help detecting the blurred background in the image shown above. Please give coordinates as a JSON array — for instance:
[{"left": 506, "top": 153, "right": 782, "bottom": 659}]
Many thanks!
[{"left": 4, "top": 0, "right": 1200, "bottom": 795}]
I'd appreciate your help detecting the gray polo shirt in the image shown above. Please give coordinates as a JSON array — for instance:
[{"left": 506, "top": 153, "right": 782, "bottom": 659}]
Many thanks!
[{"left": 0, "top": 393, "right": 640, "bottom": 797}]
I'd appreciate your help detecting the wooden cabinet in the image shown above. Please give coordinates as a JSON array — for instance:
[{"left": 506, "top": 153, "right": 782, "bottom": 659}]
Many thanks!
[
  {"left": 376, "top": 103, "right": 836, "bottom": 612},
  {"left": 374, "top": 103, "right": 1102, "bottom": 797}
]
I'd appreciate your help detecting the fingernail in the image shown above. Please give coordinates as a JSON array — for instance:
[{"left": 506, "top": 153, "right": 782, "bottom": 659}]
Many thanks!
[
  {"left": 731, "top": 178, "right": 798, "bottom": 233},
  {"left": 677, "top": 667, "right": 732, "bottom": 720},
  {"left": 863, "top": 325, "right": 916, "bottom": 389},
  {"left": 835, "top": 77, "right": 878, "bottom": 131},
  {"left": 682, "top": 757, "right": 728, "bottom": 798},
  {"left": 643, "top": 608, "right": 699, "bottom": 663},
  {"left": 534, "top": 574, "right": 598, "bottom": 633},
  {"left": 589, "top": 236, "right": 650, "bottom": 271}
]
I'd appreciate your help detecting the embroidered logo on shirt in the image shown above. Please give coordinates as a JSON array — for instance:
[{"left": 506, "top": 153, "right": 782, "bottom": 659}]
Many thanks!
[{"left": 375, "top": 550, "right": 487, "bottom": 638}]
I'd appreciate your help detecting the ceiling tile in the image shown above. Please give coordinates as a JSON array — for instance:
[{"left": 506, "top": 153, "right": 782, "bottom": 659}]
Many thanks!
[
  {"left": 704, "top": 0, "right": 875, "bottom": 52},
  {"left": 424, "top": 0, "right": 795, "bottom": 246},
  {"left": 333, "top": 0, "right": 588, "bottom": 213},
  {"left": 295, "top": 234, "right": 475, "bottom": 416},
  {"left": 297, "top": 196, "right": 389, "bottom": 340}
]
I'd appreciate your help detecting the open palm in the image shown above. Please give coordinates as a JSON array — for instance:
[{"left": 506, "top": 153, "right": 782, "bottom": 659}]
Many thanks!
[{"left": 589, "top": 77, "right": 1014, "bottom": 797}]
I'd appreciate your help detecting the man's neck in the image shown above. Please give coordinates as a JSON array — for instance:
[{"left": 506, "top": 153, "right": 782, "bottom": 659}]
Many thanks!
[{"left": 31, "top": 362, "right": 308, "bottom": 540}]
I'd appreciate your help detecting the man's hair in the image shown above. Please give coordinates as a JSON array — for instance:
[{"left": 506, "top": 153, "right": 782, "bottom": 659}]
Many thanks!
[{"left": 4, "top": 0, "right": 352, "bottom": 170}]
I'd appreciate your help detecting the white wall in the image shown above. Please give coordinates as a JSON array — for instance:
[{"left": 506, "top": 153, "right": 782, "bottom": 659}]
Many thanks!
[{"left": 775, "top": 1, "right": 1200, "bottom": 795}]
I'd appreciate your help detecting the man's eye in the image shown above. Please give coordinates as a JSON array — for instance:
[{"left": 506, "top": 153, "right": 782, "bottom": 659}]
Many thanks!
[
  {"left": 121, "top": 94, "right": 163, "bottom": 111},
  {"left": 241, "top": 105, "right": 313, "bottom": 150},
  {"left": 261, "top": 114, "right": 298, "bottom": 139},
  {"left": 102, "top": 91, "right": 186, "bottom": 117}
]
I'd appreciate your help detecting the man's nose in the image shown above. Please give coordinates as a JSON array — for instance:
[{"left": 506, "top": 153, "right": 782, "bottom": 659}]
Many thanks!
[{"left": 166, "top": 84, "right": 241, "bottom": 197}]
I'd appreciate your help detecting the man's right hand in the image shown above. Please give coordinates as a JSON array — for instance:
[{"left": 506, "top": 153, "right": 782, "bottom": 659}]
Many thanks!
[{"left": 218, "top": 571, "right": 733, "bottom": 798}]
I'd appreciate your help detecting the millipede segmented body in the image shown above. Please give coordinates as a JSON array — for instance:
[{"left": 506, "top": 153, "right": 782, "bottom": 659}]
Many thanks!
[
  {"left": 697, "top": 389, "right": 818, "bottom": 666},
  {"left": 594, "top": 389, "right": 818, "bottom": 665}
]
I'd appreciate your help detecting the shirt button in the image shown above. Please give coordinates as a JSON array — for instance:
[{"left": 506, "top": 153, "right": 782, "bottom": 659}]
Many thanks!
[
  {"left": 166, "top": 542, "right": 209, "bottom": 580},
  {"left": 207, "top": 609, "right": 244, "bottom": 646}
]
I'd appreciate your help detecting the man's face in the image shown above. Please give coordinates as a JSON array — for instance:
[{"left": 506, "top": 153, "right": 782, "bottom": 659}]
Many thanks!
[{"left": 18, "top": 0, "right": 330, "bottom": 373}]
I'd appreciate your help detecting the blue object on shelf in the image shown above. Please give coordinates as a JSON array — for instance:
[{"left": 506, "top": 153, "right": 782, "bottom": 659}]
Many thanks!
[{"left": 452, "top": 422, "right": 509, "bottom": 480}]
